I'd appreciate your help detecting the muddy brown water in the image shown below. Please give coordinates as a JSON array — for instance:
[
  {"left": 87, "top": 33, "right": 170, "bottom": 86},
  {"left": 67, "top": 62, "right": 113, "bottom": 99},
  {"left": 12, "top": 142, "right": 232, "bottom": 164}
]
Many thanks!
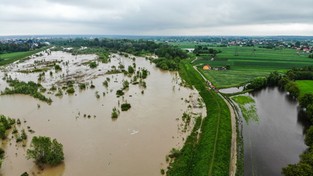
[
  {"left": 0, "top": 51, "right": 205, "bottom": 176},
  {"left": 243, "top": 87, "right": 308, "bottom": 176}
]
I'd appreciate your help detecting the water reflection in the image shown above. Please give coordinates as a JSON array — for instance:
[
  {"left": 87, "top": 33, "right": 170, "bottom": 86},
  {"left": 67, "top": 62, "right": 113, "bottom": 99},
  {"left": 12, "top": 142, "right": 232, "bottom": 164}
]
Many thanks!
[
  {"left": 297, "top": 109, "right": 311, "bottom": 134},
  {"left": 29, "top": 163, "right": 65, "bottom": 176},
  {"left": 243, "top": 87, "right": 307, "bottom": 176}
]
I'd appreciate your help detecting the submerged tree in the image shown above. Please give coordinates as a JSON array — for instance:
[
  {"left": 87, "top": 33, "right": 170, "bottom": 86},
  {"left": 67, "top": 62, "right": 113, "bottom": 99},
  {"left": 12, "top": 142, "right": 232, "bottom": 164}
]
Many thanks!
[{"left": 27, "top": 136, "right": 64, "bottom": 166}]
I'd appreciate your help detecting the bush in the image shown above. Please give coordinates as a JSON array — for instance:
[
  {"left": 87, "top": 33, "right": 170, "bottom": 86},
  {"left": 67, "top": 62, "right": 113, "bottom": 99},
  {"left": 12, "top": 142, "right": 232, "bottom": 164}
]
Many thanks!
[
  {"left": 245, "top": 77, "right": 267, "bottom": 90},
  {"left": 121, "top": 103, "right": 131, "bottom": 111},
  {"left": 89, "top": 61, "right": 98, "bottom": 69},
  {"left": 116, "top": 90, "right": 124, "bottom": 97},
  {"left": 66, "top": 87, "right": 75, "bottom": 94},
  {"left": 285, "top": 82, "right": 300, "bottom": 98},
  {"left": 111, "top": 107, "right": 119, "bottom": 118},
  {"left": 0, "top": 148, "right": 4, "bottom": 167},
  {"left": 79, "top": 83, "right": 86, "bottom": 90},
  {"left": 27, "top": 136, "right": 64, "bottom": 166},
  {"left": 128, "top": 66, "right": 135, "bottom": 74},
  {"left": 54, "top": 64, "right": 62, "bottom": 71}
]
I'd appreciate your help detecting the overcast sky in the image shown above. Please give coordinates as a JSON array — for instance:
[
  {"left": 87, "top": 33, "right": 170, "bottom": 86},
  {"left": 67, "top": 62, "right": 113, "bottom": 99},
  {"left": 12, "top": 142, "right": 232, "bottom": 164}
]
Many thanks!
[{"left": 0, "top": 0, "right": 312, "bottom": 36}]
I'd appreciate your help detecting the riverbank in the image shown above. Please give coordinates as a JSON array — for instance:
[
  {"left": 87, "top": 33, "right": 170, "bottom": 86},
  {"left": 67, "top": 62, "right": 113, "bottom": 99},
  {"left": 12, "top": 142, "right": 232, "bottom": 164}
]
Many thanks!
[{"left": 167, "top": 59, "right": 232, "bottom": 176}]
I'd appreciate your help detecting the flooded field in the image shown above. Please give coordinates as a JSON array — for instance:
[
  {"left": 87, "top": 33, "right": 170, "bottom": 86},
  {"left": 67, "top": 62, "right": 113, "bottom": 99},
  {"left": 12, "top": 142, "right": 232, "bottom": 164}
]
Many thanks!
[
  {"left": 219, "top": 86, "right": 244, "bottom": 94},
  {"left": 0, "top": 51, "right": 205, "bottom": 175}
]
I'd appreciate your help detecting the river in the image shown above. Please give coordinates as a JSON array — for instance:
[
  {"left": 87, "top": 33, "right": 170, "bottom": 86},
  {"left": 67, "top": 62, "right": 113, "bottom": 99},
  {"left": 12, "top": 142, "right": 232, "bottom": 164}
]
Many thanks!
[
  {"left": 243, "top": 87, "right": 308, "bottom": 176},
  {"left": 0, "top": 51, "right": 205, "bottom": 176}
]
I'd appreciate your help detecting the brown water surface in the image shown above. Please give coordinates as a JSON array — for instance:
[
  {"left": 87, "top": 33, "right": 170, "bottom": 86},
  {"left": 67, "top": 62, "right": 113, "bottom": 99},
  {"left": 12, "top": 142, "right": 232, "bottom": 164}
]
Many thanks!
[{"left": 0, "top": 51, "right": 205, "bottom": 176}]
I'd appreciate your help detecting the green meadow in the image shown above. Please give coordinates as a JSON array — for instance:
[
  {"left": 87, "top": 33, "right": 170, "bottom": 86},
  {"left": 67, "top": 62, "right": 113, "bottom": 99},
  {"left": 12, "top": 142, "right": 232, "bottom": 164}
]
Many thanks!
[
  {"left": 295, "top": 80, "right": 313, "bottom": 97},
  {"left": 192, "top": 46, "right": 313, "bottom": 88},
  {"left": 0, "top": 48, "right": 47, "bottom": 66}
]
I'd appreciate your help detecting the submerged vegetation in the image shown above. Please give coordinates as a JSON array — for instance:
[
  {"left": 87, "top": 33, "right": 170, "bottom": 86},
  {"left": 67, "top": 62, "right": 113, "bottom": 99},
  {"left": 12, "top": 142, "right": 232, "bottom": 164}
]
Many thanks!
[
  {"left": 0, "top": 114, "right": 16, "bottom": 167},
  {"left": 111, "top": 107, "right": 120, "bottom": 119},
  {"left": 1, "top": 79, "right": 52, "bottom": 104},
  {"left": 232, "top": 95, "right": 258, "bottom": 124},
  {"left": 121, "top": 103, "right": 131, "bottom": 111},
  {"left": 51, "top": 38, "right": 188, "bottom": 71},
  {"left": 27, "top": 136, "right": 64, "bottom": 166}
]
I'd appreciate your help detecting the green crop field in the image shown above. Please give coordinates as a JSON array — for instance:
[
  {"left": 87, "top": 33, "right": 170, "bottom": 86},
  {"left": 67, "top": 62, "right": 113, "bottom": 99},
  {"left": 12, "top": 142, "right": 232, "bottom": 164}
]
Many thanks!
[
  {"left": 295, "top": 80, "right": 313, "bottom": 97},
  {"left": 0, "top": 48, "right": 47, "bottom": 66},
  {"left": 192, "top": 46, "right": 313, "bottom": 88}
]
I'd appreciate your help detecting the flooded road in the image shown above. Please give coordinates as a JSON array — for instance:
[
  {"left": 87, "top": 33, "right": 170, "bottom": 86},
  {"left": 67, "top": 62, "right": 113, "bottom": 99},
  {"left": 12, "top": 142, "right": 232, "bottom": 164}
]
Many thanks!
[
  {"left": 0, "top": 51, "right": 205, "bottom": 176},
  {"left": 243, "top": 87, "right": 308, "bottom": 176}
]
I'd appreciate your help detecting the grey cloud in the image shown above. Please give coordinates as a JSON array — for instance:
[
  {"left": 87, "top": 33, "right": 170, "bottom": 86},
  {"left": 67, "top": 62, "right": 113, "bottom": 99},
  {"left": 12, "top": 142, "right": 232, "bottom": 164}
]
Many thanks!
[{"left": 0, "top": 0, "right": 312, "bottom": 35}]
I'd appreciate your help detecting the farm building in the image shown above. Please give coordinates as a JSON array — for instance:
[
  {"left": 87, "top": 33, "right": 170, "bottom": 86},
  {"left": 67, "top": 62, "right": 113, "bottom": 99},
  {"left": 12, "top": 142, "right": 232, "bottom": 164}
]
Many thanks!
[{"left": 203, "top": 64, "right": 211, "bottom": 70}]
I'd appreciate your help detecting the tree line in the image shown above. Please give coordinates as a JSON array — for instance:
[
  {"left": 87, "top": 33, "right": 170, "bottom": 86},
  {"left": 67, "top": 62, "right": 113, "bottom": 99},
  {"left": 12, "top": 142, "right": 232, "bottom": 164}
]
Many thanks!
[
  {"left": 50, "top": 38, "right": 188, "bottom": 70},
  {"left": 0, "top": 42, "right": 45, "bottom": 54},
  {"left": 245, "top": 66, "right": 313, "bottom": 98}
]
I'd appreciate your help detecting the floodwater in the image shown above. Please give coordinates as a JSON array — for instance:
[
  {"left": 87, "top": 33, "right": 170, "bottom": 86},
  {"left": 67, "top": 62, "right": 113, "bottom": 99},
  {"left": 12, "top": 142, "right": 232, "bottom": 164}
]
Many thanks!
[
  {"left": 0, "top": 51, "right": 205, "bottom": 176},
  {"left": 243, "top": 87, "right": 308, "bottom": 176},
  {"left": 219, "top": 86, "right": 244, "bottom": 94}
]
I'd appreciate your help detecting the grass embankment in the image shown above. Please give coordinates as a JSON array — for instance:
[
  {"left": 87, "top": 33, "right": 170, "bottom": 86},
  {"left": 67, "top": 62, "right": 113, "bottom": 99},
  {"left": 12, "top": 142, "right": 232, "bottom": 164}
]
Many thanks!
[
  {"left": 231, "top": 95, "right": 258, "bottom": 124},
  {"left": 167, "top": 60, "right": 231, "bottom": 176},
  {"left": 0, "top": 47, "right": 48, "bottom": 66},
  {"left": 295, "top": 80, "right": 313, "bottom": 97},
  {"left": 193, "top": 46, "right": 313, "bottom": 88}
]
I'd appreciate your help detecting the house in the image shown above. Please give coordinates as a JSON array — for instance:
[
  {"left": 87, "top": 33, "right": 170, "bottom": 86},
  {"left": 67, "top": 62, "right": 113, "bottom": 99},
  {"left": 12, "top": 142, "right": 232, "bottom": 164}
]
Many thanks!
[{"left": 203, "top": 64, "right": 211, "bottom": 70}]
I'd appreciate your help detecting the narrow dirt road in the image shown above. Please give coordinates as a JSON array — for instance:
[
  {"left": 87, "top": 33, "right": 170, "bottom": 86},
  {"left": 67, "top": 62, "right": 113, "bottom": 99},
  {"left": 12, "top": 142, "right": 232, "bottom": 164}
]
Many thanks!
[{"left": 193, "top": 65, "right": 237, "bottom": 176}]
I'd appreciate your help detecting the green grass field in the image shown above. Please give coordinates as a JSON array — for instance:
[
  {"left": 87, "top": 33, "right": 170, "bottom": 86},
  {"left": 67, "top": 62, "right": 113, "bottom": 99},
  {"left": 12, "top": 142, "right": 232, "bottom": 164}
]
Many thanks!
[
  {"left": 192, "top": 46, "right": 313, "bottom": 88},
  {"left": 295, "top": 80, "right": 313, "bottom": 97},
  {"left": 167, "top": 60, "right": 231, "bottom": 176},
  {"left": 0, "top": 48, "right": 47, "bottom": 66}
]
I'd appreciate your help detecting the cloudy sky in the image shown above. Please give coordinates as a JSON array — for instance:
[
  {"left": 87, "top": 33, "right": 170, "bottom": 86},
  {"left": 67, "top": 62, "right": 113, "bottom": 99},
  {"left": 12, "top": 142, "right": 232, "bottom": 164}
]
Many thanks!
[{"left": 0, "top": 0, "right": 312, "bottom": 36}]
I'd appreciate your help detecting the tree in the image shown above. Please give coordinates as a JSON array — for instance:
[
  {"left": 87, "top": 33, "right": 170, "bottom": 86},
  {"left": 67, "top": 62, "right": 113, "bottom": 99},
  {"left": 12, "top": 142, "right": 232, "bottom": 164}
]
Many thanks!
[
  {"left": 128, "top": 65, "right": 135, "bottom": 74},
  {"left": 285, "top": 82, "right": 300, "bottom": 98},
  {"left": 299, "top": 94, "right": 313, "bottom": 108},
  {"left": 278, "top": 76, "right": 290, "bottom": 89},
  {"left": 121, "top": 103, "right": 131, "bottom": 111},
  {"left": 295, "top": 41, "right": 301, "bottom": 48},
  {"left": 122, "top": 80, "right": 129, "bottom": 90},
  {"left": 89, "top": 61, "right": 98, "bottom": 69},
  {"left": 245, "top": 77, "right": 267, "bottom": 90},
  {"left": 282, "top": 163, "right": 313, "bottom": 176},
  {"left": 305, "top": 126, "right": 313, "bottom": 146},
  {"left": 27, "top": 136, "right": 64, "bottom": 166},
  {"left": 306, "top": 104, "right": 313, "bottom": 123},
  {"left": 267, "top": 71, "right": 281, "bottom": 86}
]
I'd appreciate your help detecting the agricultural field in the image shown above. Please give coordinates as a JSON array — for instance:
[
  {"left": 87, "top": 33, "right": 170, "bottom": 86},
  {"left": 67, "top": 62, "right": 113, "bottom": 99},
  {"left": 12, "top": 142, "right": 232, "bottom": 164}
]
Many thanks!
[
  {"left": 192, "top": 46, "right": 313, "bottom": 88},
  {"left": 0, "top": 48, "right": 47, "bottom": 66},
  {"left": 295, "top": 80, "right": 313, "bottom": 97}
]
